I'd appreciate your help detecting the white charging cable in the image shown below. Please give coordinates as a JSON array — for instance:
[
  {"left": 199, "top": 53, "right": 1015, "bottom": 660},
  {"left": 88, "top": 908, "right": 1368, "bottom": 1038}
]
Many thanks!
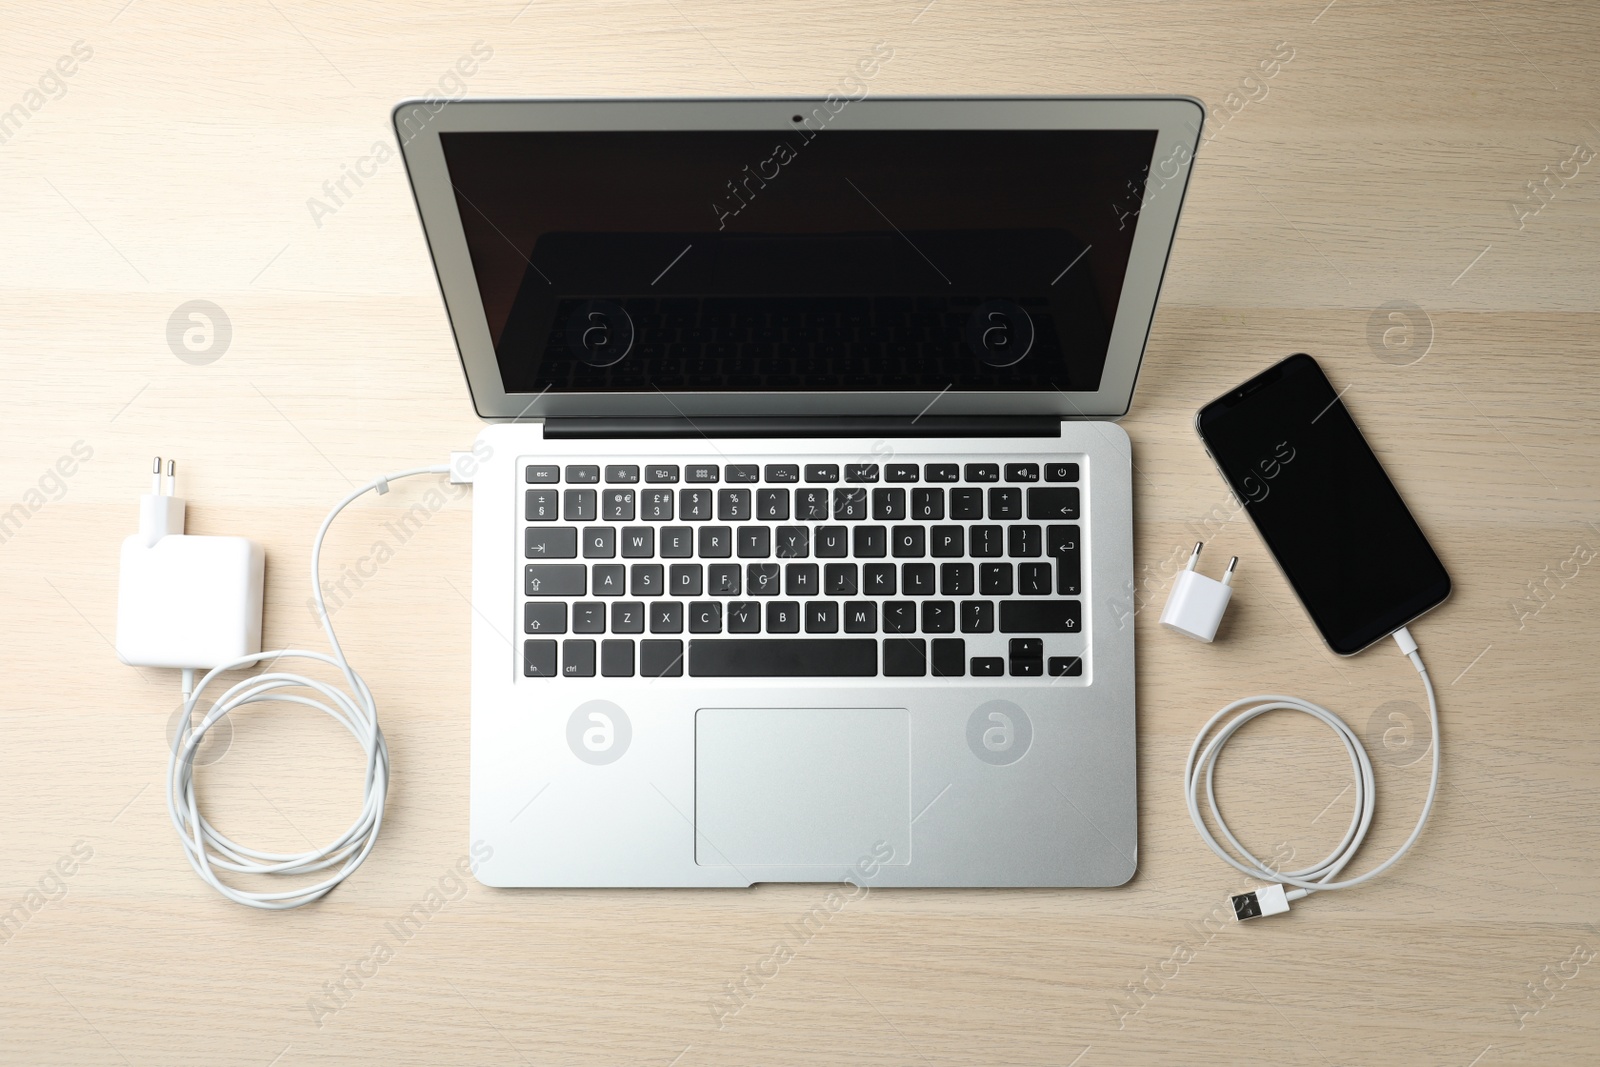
[
  {"left": 1183, "top": 625, "right": 1439, "bottom": 919},
  {"left": 165, "top": 466, "right": 449, "bottom": 909}
]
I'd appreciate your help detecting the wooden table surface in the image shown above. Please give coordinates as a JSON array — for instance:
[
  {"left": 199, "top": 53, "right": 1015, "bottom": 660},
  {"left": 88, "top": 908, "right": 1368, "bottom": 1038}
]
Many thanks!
[{"left": 3, "top": 2, "right": 1598, "bottom": 1064}]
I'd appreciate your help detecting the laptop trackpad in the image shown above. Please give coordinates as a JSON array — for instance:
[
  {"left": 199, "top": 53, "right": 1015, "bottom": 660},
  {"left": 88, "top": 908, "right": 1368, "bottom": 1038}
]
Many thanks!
[{"left": 695, "top": 708, "right": 910, "bottom": 868}]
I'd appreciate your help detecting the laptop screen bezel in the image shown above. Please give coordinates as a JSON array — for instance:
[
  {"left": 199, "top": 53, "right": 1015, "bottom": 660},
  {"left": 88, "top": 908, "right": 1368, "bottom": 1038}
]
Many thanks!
[{"left": 395, "top": 96, "right": 1204, "bottom": 421}]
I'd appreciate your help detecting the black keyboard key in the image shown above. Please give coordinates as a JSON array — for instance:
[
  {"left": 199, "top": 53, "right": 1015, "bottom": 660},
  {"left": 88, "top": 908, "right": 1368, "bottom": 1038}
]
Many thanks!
[
  {"left": 960, "top": 600, "right": 994, "bottom": 633},
  {"left": 689, "top": 638, "right": 877, "bottom": 676},
  {"left": 572, "top": 602, "right": 605, "bottom": 633},
  {"left": 641, "top": 489, "right": 674, "bottom": 521},
  {"left": 756, "top": 488, "right": 790, "bottom": 521},
  {"left": 1049, "top": 656, "right": 1083, "bottom": 677},
  {"left": 929, "top": 525, "right": 964, "bottom": 557},
  {"left": 970, "top": 525, "right": 1003, "bottom": 558},
  {"left": 526, "top": 527, "right": 577, "bottom": 559},
  {"left": 883, "top": 638, "right": 926, "bottom": 676},
  {"left": 766, "top": 601, "right": 800, "bottom": 633},
  {"left": 525, "top": 602, "right": 566, "bottom": 634},
  {"left": 785, "top": 563, "right": 820, "bottom": 596},
  {"left": 603, "top": 489, "right": 635, "bottom": 521},
  {"left": 950, "top": 488, "right": 983, "bottom": 519},
  {"left": 747, "top": 563, "right": 780, "bottom": 595},
  {"left": 645, "top": 464, "right": 680, "bottom": 483},
  {"left": 764, "top": 463, "right": 799, "bottom": 483},
  {"left": 1008, "top": 524, "right": 1041, "bottom": 557},
  {"left": 734, "top": 526, "right": 767, "bottom": 558},
  {"left": 932, "top": 637, "right": 966, "bottom": 677},
  {"left": 565, "top": 464, "right": 599, "bottom": 484},
  {"left": 921, "top": 600, "right": 955, "bottom": 633},
  {"left": 698, "top": 526, "right": 732, "bottom": 558},
  {"left": 1018, "top": 562, "right": 1052, "bottom": 595},
  {"left": 581, "top": 526, "right": 615, "bottom": 558},
  {"left": 685, "top": 463, "right": 720, "bottom": 483},
  {"left": 964, "top": 463, "right": 1000, "bottom": 482},
  {"left": 824, "top": 562, "right": 858, "bottom": 596},
  {"left": 717, "top": 489, "right": 750, "bottom": 522},
  {"left": 642, "top": 639, "right": 685, "bottom": 677},
  {"left": 796, "top": 488, "right": 829, "bottom": 521},
  {"left": 1045, "top": 462, "right": 1080, "bottom": 482},
  {"left": 562, "top": 488, "right": 596, "bottom": 522},
  {"left": 725, "top": 464, "right": 759, "bottom": 483},
  {"left": 526, "top": 489, "right": 559, "bottom": 522},
  {"left": 1027, "top": 487, "right": 1080, "bottom": 520},
  {"left": 775, "top": 526, "right": 809, "bottom": 558},
  {"left": 526, "top": 465, "right": 560, "bottom": 483},
  {"left": 1008, "top": 637, "right": 1043, "bottom": 677},
  {"left": 886, "top": 463, "right": 919, "bottom": 483},
  {"left": 592, "top": 564, "right": 626, "bottom": 596},
  {"left": 651, "top": 601, "right": 684, "bottom": 633},
  {"left": 902, "top": 562, "right": 936, "bottom": 595},
  {"left": 689, "top": 602, "right": 722, "bottom": 633},
  {"left": 883, "top": 601, "right": 916, "bottom": 632},
  {"left": 525, "top": 564, "right": 585, "bottom": 596},
  {"left": 524, "top": 639, "right": 558, "bottom": 677},
  {"left": 844, "top": 463, "right": 883, "bottom": 486},
  {"left": 610, "top": 601, "right": 644, "bottom": 633},
  {"left": 833, "top": 487, "right": 868, "bottom": 520},
  {"left": 805, "top": 463, "right": 840, "bottom": 483},
  {"left": 911, "top": 488, "right": 944, "bottom": 520},
  {"left": 630, "top": 564, "right": 664, "bottom": 597},
  {"left": 601, "top": 639, "right": 635, "bottom": 676},
  {"left": 670, "top": 563, "right": 704, "bottom": 596},
  {"left": 863, "top": 562, "right": 896, "bottom": 596},
  {"left": 971, "top": 656, "right": 1004, "bottom": 677},
  {"left": 620, "top": 526, "right": 654, "bottom": 557},
  {"left": 605, "top": 465, "right": 640, "bottom": 484},
  {"left": 805, "top": 601, "right": 839, "bottom": 633},
  {"left": 852, "top": 525, "right": 886, "bottom": 558},
  {"left": 1048, "top": 524, "right": 1081, "bottom": 596},
  {"left": 844, "top": 601, "right": 878, "bottom": 633},
  {"left": 660, "top": 526, "right": 693, "bottom": 558},
  {"left": 872, "top": 487, "right": 906, "bottom": 521},
  {"left": 1004, "top": 463, "right": 1040, "bottom": 483},
  {"left": 989, "top": 487, "right": 1023, "bottom": 520},
  {"left": 726, "top": 601, "right": 761, "bottom": 633},
  {"left": 892, "top": 526, "right": 926, "bottom": 558},
  {"left": 561, "top": 639, "right": 594, "bottom": 677},
  {"left": 940, "top": 562, "right": 974, "bottom": 596},
  {"left": 979, "top": 562, "right": 1013, "bottom": 596},
  {"left": 679, "top": 489, "right": 712, "bottom": 521},
  {"left": 1000, "top": 600, "right": 1082, "bottom": 633},
  {"left": 924, "top": 463, "right": 959, "bottom": 482},
  {"left": 708, "top": 564, "right": 741, "bottom": 596}
]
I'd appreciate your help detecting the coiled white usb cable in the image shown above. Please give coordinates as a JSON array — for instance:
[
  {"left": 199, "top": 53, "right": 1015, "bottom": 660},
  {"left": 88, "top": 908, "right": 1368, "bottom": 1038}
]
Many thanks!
[
  {"left": 1184, "top": 626, "right": 1439, "bottom": 919},
  {"left": 165, "top": 466, "right": 449, "bottom": 909}
]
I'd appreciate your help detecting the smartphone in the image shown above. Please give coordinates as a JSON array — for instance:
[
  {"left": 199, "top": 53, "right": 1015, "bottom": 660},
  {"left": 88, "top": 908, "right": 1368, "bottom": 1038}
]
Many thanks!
[{"left": 1195, "top": 353, "right": 1450, "bottom": 655}]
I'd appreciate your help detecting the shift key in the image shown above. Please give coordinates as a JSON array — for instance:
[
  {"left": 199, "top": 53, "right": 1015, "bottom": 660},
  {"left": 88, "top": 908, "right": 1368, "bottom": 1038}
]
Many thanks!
[{"left": 525, "top": 564, "right": 586, "bottom": 596}]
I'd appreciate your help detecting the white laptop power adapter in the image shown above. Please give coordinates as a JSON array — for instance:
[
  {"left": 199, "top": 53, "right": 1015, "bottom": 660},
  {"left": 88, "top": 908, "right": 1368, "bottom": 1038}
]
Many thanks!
[{"left": 115, "top": 458, "right": 264, "bottom": 671}]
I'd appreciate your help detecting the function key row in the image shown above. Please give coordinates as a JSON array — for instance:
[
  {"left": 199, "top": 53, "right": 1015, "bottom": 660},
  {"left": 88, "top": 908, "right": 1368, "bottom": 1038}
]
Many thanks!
[{"left": 527, "top": 461, "right": 1080, "bottom": 485}]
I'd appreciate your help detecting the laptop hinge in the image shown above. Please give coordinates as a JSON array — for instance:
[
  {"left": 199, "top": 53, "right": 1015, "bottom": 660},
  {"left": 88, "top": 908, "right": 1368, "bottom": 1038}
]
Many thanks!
[{"left": 541, "top": 416, "right": 1062, "bottom": 440}]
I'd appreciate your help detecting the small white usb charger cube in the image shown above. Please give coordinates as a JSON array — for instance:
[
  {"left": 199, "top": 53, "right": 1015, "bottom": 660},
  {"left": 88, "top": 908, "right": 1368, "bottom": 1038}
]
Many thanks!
[
  {"left": 115, "top": 458, "right": 264, "bottom": 670},
  {"left": 1159, "top": 542, "right": 1237, "bottom": 643}
]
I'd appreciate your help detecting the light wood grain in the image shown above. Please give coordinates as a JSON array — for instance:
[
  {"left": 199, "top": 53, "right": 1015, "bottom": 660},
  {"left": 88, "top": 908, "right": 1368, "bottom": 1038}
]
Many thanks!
[{"left": 2, "top": 1, "right": 1597, "bottom": 1064}]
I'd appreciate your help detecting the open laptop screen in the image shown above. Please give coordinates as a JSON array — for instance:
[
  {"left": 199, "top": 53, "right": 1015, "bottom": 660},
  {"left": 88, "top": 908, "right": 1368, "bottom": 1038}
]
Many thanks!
[{"left": 439, "top": 127, "right": 1159, "bottom": 395}]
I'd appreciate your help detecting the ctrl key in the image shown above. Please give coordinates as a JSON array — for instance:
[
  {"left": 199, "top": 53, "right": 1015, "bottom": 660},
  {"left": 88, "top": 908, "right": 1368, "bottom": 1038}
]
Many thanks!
[{"left": 523, "top": 639, "right": 558, "bottom": 677}]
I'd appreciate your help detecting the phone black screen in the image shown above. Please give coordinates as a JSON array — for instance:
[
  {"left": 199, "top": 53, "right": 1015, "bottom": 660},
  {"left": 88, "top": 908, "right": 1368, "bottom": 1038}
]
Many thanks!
[{"left": 1196, "top": 354, "right": 1450, "bottom": 654}]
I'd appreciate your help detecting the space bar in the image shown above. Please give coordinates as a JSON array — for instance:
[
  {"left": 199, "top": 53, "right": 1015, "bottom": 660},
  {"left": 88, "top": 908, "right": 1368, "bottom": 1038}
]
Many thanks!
[{"left": 689, "top": 639, "right": 878, "bottom": 677}]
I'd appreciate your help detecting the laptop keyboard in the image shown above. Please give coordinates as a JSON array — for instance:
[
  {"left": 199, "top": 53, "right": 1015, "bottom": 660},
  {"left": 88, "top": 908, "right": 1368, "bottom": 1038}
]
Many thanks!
[{"left": 519, "top": 458, "right": 1085, "bottom": 680}]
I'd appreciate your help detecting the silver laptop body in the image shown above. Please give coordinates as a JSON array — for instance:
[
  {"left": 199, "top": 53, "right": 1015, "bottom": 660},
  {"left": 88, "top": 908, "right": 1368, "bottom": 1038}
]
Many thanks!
[{"left": 396, "top": 96, "right": 1204, "bottom": 887}]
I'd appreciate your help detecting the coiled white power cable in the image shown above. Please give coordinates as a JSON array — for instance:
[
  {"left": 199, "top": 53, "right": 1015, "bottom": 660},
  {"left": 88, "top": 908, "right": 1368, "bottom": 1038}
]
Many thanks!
[
  {"left": 165, "top": 466, "right": 449, "bottom": 910},
  {"left": 1184, "top": 626, "right": 1439, "bottom": 917}
]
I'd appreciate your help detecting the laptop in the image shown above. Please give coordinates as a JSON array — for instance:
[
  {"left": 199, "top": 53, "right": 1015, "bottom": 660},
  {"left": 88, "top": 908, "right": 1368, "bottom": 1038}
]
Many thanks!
[{"left": 395, "top": 96, "right": 1203, "bottom": 887}]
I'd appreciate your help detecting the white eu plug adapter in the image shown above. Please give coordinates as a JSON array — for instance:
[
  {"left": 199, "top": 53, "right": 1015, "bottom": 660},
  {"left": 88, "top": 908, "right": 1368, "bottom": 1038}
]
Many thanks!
[
  {"left": 1159, "top": 542, "right": 1237, "bottom": 643},
  {"left": 116, "top": 458, "right": 265, "bottom": 670}
]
